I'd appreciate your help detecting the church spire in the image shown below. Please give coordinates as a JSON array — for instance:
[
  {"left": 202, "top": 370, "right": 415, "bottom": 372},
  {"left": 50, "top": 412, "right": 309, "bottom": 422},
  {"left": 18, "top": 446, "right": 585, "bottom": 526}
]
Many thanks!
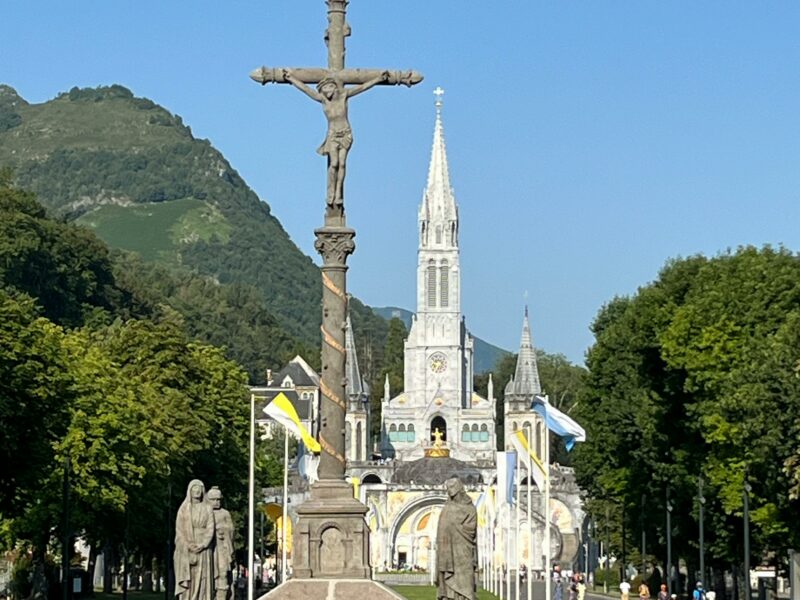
[
  {"left": 419, "top": 87, "right": 458, "bottom": 244},
  {"left": 509, "top": 305, "right": 542, "bottom": 397},
  {"left": 345, "top": 314, "right": 364, "bottom": 398}
]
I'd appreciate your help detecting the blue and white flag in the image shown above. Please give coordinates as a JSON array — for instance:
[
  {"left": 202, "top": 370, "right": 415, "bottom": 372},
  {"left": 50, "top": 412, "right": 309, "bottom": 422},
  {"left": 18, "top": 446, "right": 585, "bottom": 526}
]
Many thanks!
[
  {"left": 295, "top": 438, "right": 320, "bottom": 484},
  {"left": 532, "top": 395, "right": 586, "bottom": 451}
]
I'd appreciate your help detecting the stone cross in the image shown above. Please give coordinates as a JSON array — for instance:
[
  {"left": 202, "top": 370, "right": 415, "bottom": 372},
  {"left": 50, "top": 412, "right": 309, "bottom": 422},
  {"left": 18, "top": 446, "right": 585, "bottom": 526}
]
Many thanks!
[{"left": 251, "top": 0, "right": 422, "bottom": 483}]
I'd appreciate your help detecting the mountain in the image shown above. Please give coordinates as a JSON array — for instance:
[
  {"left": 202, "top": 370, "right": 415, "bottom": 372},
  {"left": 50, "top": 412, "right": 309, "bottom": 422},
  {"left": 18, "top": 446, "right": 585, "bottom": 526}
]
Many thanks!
[
  {"left": 371, "top": 306, "right": 511, "bottom": 374},
  {"left": 0, "top": 84, "right": 389, "bottom": 379}
]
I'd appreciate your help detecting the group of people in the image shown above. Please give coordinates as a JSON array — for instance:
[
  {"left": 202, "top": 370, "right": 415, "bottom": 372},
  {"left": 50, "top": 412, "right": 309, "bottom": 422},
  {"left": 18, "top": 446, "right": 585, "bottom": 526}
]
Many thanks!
[
  {"left": 174, "top": 480, "right": 236, "bottom": 600},
  {"left": 552, "top": 565, "right": 588, "bottom": 600},
  {"left": 620, "top": 578, "right": 714, "bottom": 600}
]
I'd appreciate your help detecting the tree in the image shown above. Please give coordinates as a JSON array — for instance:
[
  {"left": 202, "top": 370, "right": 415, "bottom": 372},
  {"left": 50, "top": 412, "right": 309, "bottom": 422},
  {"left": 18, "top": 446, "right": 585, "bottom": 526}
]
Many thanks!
[
  {"left": 370, "top": 317, "right": 407, "bottom": 441},
  {"left": 572, "top": 247, "right": 800, "bottom": 576}
]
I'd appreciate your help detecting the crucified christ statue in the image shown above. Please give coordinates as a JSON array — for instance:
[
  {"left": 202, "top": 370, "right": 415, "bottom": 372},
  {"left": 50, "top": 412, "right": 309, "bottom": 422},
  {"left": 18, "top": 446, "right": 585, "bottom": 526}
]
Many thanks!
[{"left": 283, "top": 68, "right": 391, "bottom": 209}]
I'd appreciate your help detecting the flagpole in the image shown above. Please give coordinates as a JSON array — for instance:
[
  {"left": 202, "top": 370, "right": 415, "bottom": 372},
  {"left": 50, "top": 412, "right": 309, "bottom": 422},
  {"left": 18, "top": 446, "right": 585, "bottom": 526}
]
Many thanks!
[
  {"left": 505, "top": 498, "right": 511, "bottom": 600},
  {"left": 545, "top": 396, "right": 552, "bottom": 600},
  {"left": 248, "top": 394, "right": 255, "bottom": 600},
  {"left": 527, "top": 423, "right": 533, "bottom": 600},
  {"left": 281, "top": 431, "right": 289, "bottom": 584},
  {"left": 516, "top": 450, "right": 521, "bottom": 600}
]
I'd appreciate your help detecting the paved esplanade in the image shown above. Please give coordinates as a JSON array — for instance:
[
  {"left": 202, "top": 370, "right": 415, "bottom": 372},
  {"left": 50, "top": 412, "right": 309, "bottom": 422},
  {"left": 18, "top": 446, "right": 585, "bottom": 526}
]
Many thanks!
[{"left": 251, "top": 0, "right": 422, "bottom": 587}]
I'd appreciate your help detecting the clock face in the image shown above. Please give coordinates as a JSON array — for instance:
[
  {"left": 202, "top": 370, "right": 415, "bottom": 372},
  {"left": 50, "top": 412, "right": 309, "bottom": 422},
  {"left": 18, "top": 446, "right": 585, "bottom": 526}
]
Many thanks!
[{"left": 429, "top": 352, "right": 448, "bottom": 374}]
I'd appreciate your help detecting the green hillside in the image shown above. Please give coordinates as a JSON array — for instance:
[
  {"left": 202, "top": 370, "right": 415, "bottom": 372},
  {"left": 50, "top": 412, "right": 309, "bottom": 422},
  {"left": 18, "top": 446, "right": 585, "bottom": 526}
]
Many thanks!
[{"left": 0, "top": 84, "right": 388, "bottom": 360}]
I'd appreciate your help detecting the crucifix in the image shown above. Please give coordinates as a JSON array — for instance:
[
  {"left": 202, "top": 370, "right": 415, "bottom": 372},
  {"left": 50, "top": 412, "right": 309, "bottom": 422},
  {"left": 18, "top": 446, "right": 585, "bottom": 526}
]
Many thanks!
[
  {"left": 251, "top": 3, "right": 423, "bottom": 217},
  {"left": 250, "top": 3, "right": 422, "bottom": 581}
]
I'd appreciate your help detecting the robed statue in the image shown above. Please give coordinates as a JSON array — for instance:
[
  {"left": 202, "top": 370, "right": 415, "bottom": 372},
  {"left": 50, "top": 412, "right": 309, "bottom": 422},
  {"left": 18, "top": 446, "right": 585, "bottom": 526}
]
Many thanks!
[
  {"left": 436, "top": 477, "right": 478, "bottom": 600},
  {"left": 174, "top": 480, "right": 216, "bottom": 600},
  {"left": 207, "top": 487, "right": 235, "bottom": 600}
]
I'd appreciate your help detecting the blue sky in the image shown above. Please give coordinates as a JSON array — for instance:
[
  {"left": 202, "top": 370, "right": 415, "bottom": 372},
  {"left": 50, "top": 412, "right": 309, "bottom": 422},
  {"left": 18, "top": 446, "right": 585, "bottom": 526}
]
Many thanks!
[{"left": 3, "top": 2, "right": 800, "bottom": 364}]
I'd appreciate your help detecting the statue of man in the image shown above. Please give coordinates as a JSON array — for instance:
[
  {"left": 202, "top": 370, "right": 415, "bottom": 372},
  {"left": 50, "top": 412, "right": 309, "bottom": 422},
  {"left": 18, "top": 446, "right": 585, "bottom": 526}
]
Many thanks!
[
  {"left": 436, "top": 477, "right": 477, "bottom": 600},
  {"left": 207, "top": 487, "right": 235, "bottom": 600},
  {"left": 282, "top": 68, "right": 390, "bottom": 210},
  {"left": 174, "top": 480, "right": 215, "bottom": 600}
]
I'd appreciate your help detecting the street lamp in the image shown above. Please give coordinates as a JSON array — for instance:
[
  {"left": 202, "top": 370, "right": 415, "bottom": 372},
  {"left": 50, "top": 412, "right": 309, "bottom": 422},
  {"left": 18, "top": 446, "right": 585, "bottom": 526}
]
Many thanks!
[
  {"left": 698, "top": 476, "right": 706, "bottom": 586},
  {"left": 744, "top": 482, "right": 752, "bottom": 600},
  {"left": 641, "top": 494, "right": 646, "bottom": 582},
  {"left": 605, "top": 504, "right": 610, "bottom": 594},
  {"left": 666, "top": 489, "right": 673, "bottom": 594}
]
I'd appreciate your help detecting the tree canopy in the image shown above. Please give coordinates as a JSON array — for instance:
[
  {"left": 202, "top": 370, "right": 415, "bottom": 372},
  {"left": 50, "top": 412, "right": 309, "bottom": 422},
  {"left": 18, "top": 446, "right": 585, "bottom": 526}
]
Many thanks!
[{"left": 572, "top": 246, "right": 800, "bottom": 573}]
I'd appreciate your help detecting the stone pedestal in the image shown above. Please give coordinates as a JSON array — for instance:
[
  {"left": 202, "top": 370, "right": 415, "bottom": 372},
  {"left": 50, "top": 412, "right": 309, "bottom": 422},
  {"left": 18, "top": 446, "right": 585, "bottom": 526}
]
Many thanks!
[{"left": 290, "top": 480, "right": 370, "bottom": 579}]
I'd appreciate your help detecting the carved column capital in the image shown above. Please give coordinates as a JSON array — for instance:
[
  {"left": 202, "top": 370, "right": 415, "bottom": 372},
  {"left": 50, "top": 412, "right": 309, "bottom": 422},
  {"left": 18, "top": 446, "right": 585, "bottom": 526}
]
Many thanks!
[{"left": 314, "top": 226, "right": 356, "bottom": 267}]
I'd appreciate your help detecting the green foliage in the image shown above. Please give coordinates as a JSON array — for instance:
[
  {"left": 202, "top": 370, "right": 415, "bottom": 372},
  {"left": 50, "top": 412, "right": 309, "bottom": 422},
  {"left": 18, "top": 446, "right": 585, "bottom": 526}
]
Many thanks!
[
  {"left": 369, "top": 317, "right": 407, "bottom": 441},
  {"left": 0, "top": 184, "right": 277, "bottom": 573},
  {"left": 573, "top": 246, "right": 800, "bottom": 571}
]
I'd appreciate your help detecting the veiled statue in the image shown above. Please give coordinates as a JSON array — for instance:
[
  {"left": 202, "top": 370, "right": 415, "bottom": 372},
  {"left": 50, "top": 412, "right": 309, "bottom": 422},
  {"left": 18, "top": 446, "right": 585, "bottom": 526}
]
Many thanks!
[
  {"left": 208, "top": 487, "right": 235, "bottom": 600},
  {"left": 174, "top": 480, "right": 216, "bottom": 600},
  {"left": 436, "top": 477, "right": 478, "bottom": 600}
]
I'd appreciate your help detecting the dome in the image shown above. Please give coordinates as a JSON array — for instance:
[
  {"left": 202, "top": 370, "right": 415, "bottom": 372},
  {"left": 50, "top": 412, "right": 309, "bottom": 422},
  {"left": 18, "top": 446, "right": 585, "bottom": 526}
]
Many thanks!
[{"left": 392, "top": 457, "right": 483, "bottom": 486}]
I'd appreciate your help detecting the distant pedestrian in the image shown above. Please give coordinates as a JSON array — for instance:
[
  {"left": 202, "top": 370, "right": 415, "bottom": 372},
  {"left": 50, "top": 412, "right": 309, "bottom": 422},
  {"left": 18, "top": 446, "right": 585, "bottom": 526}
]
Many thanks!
[
  {"left": 658, "top": 584, "right": 669, "bottom": 600},
  {"left": 577, "top": 575, "right": 586, "bottom": 600},
  {"left": 620, "top": 580, "right": 631, "bottom": 600},
  {"left": 554, "top": 566, "right": 564, "bottom": 600},
  {"left": 693, "top": 582, "right": 705, "bottom": 600},
  {"left": 568, "top": 575, "right": 579, "bottom": 600},
  {"left": 639, "top": 582, "right": 650, "bottom": 600}
]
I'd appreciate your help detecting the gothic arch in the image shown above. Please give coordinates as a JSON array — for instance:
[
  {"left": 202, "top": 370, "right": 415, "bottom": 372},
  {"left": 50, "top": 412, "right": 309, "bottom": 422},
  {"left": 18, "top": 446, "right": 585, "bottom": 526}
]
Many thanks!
[{"left": 430, "top": 415, "right": 447, "bottom": 441}]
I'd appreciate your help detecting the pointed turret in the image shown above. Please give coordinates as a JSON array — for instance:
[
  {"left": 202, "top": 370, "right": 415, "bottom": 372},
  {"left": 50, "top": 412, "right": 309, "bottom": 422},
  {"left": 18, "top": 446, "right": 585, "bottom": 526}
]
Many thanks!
[
  {"left": 345, "top": 315, "right": 364, "bottom": 399},
  {"left": 505, "top": 306, "right": 542, "bottom": 398}
]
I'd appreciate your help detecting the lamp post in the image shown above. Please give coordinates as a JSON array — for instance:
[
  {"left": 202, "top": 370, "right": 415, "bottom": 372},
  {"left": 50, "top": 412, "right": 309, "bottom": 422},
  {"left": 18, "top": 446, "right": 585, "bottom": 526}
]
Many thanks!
[
  {"left": 698, "top": 476, "right": 706, "bottom": 586},
  {"left": 744, "top": 482, "right": 752, "bottom": 600},
  {"left": 641, "top": 494, "right": 646, "bottom": 582},
  {"left": 666, "top": 489, "right": 673, "bottom": 594},
  {"left": 605, "top": 504, "right": 610, "bottom": 594}
]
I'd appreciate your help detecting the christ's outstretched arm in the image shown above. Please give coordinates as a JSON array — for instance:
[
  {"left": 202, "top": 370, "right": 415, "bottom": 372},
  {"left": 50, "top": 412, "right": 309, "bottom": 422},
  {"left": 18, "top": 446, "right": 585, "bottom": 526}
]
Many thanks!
[
  {"left": 346, "top": 70, "right": 390, "bottom": 98},
  {"left": 283, "top": 69, "right": 322, "bottom": 102}
]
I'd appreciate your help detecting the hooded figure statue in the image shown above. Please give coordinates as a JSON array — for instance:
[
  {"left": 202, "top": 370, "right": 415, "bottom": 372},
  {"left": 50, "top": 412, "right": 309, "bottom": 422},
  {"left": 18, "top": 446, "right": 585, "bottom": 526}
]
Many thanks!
[
  {"left": 174, "top": 479, "right": 216, "bottom": 600},
  {"left": 436, "top": 477, "right": 477, "bottom": 600}
]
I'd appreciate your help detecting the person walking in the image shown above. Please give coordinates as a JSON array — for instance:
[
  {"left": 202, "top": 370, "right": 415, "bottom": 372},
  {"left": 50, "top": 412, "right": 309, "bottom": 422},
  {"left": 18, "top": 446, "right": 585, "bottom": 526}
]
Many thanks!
[
  {"left": 554, "top": 566, "right": 564, "bottom": 600},
  {"left": 620, "top": 580, "right": 631, "bottom": 600},
  {"left": 577, "top": 575, "right": 586, "bottom": 600},
  {"left": 638, "top": 581, "right": 651, "bottom": 600},
  {"left": 657, "top": 584, "right": 669, "bottom": 600}
]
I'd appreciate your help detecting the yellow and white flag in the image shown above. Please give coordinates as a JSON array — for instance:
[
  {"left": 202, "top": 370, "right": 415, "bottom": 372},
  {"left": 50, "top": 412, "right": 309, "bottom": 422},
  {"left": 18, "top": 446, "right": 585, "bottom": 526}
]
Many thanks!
[
  {"left": 510, "top": 429, "right": 547, "bottom": 491},
  {"left": 263, "top": 392, "right": 321, "bottom": 453}
]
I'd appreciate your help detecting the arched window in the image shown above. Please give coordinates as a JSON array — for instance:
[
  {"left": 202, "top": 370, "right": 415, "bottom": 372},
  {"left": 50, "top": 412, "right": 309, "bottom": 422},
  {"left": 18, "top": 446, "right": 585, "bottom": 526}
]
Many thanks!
[
  {"left": 461, "top": 424, "right": 470, "bottom": 442},
  {"left": 537, "top": 421, "right": 545, "bottom": 459},
  {"left": 512, "top": 421, "right": 518, "bottom": 432},
  {"left": 407, "top": 423, "right": 416, "bottom": 442},
  {"left": 362, "top": 474, "right": 382, "bottom": 484},
  {"left": 345, "top": 421, "right": 352, "bottom": 453},
  {"left": 399, "top": 423, "right": 407, "bottom": 443},
  {"left": 439, "top": 260, "right": 449, "bottom": 308},
  {"left": 471, "top": 423, "right": 480, "bottom": 443},
  {"left": 450, "top": 222, "right": 456, "bottom": 245},
  {"left": 427, "top": 260, "right": 436, "bottom": 307},
  {"left": 389, "top": 423, "right": 397, "bottom": 443},
  {"left": 356, "top": 422, "right": 363, "bottom": 461},
  {"left": 431, "top": 416, "right": 447, "bottom": 442},
  {"left": 480, "top": 423, "right": 489, "bottom": 442},
  {"left": 523, "top": 421, "right": 532, "bottom": 444},
  {"left": 435, "top": 226, "right": 442, "bottom": 244}
]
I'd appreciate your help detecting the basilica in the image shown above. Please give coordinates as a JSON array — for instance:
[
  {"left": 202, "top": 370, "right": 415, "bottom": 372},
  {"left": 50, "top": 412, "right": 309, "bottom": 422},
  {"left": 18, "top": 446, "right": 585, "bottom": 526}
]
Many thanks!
[{"left": 256, "top": 92, "right": 584, "bottom": 577}]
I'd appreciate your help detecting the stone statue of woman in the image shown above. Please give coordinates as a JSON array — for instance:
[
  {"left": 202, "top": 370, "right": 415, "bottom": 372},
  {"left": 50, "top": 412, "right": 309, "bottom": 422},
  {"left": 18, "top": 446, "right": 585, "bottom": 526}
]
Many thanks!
[
  {"left": 174, "top": 479, "right": 216, "bottom": 600},
  {"left": 282, "top": 68, "right": 390, "bottom": 211},
  {"left": 436, "top": 477, "right": 478, "bottom": 600}
]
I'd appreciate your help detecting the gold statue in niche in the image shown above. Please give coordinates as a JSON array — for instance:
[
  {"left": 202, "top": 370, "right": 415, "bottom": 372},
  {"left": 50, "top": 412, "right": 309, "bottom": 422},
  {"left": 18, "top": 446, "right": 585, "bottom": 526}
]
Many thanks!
[{"left": 425, "top": 427, "right": 450, "bottom": 458}]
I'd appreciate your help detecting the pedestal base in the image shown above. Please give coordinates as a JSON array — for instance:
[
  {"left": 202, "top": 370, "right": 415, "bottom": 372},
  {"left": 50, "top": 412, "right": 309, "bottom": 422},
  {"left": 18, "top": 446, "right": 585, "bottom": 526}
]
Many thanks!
[
  {"left": 258, "top": 579, "right": 406, "bottom": 600},
  {"left": 291, "top": 479, "right": 371, "bottom": 579}
]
